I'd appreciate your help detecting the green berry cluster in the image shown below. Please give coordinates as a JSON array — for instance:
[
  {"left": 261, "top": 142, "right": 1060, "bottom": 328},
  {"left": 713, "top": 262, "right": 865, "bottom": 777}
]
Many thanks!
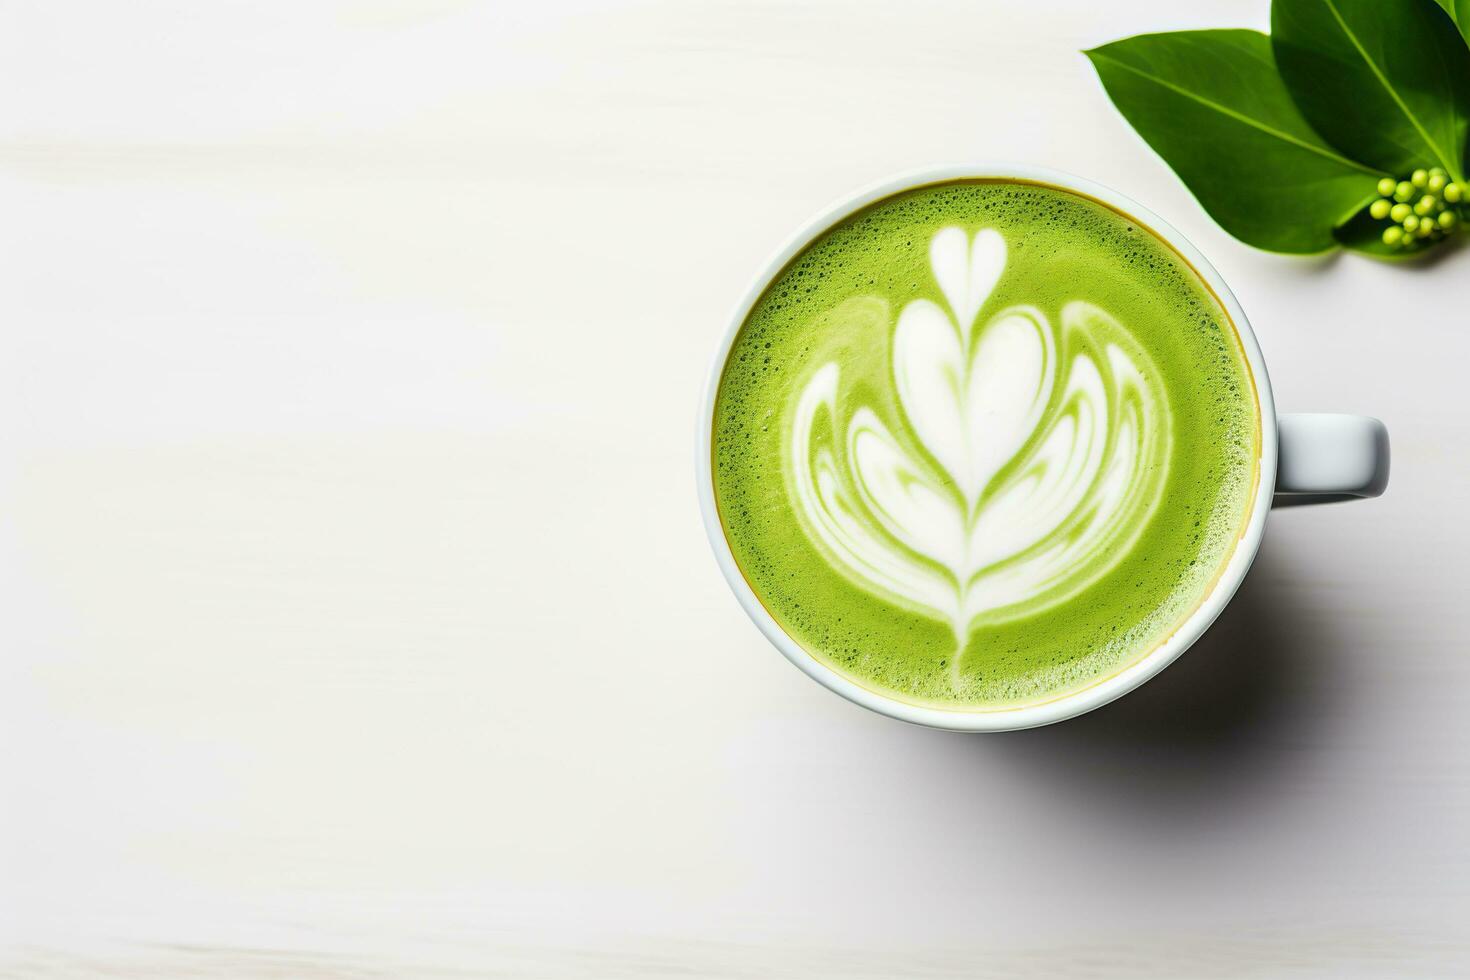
[{"left": 1369, "top": 168, "right": 1464, "bottom": 250}]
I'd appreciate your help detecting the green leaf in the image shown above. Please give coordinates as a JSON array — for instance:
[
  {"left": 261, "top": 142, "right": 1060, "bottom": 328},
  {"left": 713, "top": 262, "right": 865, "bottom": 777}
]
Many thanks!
[
  {"left": 1085, "top": 30, "right": 1383, "bottom": 253},
  {"left": 1272, "top": 0, "right": 1470, "bottom": 181},
  {"left": 1436, "top": 2, "right": 1470, "bottom": 80}
]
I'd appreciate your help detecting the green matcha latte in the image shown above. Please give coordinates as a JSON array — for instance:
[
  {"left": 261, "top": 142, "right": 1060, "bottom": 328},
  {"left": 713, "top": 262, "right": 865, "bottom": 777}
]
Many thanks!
[{"left": 712, "top": 179, "right": 1260, "bottom": 711}]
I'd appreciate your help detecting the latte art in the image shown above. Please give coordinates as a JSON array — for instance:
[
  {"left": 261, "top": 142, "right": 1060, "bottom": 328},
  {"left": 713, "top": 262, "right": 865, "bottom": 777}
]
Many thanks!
[
  {"left": 787, "top": 228, "right": 1170, "bottom": 676},
  {"left": 712, "top": 180, "right": 1259, "bottom": 709}
]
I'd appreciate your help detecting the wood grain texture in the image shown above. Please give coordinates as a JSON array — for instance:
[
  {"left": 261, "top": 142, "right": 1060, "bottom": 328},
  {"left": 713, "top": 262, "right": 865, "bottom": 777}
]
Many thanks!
[{"left": 1, "top": 1, "right": 1466, "bottom": 977}]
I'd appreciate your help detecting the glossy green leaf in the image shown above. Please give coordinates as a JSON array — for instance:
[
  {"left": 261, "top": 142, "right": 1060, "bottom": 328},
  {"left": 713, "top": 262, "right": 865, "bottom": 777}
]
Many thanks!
[
  {"left": 1434, "top": 3, "right": 1470, "bottom": 85},
  {"left": 1272, "top": 0, "right": 1470, "bottom": 180},
  {"left": 1086, "top": 31, "right": 1383, "bottom": 253}
]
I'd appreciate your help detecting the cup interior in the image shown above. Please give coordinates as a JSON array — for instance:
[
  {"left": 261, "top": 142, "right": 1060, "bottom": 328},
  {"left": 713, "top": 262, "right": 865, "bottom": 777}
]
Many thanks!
[{"left": 698, "top": 164, "right": 1278, "bottom": 731}]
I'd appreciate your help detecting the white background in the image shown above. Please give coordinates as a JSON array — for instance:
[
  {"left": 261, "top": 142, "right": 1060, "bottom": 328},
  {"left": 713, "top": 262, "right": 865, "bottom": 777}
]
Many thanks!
[{"left": 1, "top": 1, "right": 1465, "bottom": 977}]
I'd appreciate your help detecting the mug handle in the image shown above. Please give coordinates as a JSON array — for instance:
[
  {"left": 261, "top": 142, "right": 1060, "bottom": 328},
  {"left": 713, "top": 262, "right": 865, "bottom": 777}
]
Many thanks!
[{"left": 1273, "top": 413, "right": 1390, "bottom": 507}]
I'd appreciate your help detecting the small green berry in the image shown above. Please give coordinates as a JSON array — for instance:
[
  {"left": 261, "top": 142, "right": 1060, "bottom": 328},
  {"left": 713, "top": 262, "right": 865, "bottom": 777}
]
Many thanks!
[
  {"left": 1417, "top": 220, "right": 1434, "bottom": 237},
  {"left": 1428, "top": 173, "right": 1447, "bottom": 194},
  {"left": 1412, "top": 169, "right": 1429, "bottom": 188},
  {"left": 1370, "top": 199, "right": 1392, "bottom": 219},
  {"left": 1395, "top": 181, "right": 1416, "bottom": 202},
  {"left": 1431, "top": 167, "right": 1447, "bottom": 177},
  {"left": 1440, "top": 210, "right": 1458, "bottom": 230},
  {"left": 1415, "top": 195, "right": 1437, "bottom": 215},
  {"left": 1383, "top": 226, "right": 1404, "bottom": 246},
  {"left": 1446, "top": 182, "right": 1464, "bottom": 203},
  {"left": 1404, "top": 215, "right": 1420, "bottom": 232},
  {"left": 1391, "top": 202, "right": 1412, "bottom": 222},
  {"left": 1377, "top": 177, "right": 1398, "bottom": 197}
]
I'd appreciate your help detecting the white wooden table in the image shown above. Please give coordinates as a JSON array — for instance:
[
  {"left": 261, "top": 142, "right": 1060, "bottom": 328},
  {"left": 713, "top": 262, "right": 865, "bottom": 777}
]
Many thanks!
[{"left": 2, "top": 2, "right": 1465, "bottom": 976}]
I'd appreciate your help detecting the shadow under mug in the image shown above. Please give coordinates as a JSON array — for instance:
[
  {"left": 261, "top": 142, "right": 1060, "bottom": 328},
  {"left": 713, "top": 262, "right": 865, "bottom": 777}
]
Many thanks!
[{"left": 697, "top": 164, "right": 1390, "bottom": 732}]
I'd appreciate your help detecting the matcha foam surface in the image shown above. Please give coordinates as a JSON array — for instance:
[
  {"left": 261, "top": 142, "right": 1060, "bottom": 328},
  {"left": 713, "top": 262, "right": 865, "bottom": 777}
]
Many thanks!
[{"left": 712, "top": 180, "right": 1260, "bottom": 710}]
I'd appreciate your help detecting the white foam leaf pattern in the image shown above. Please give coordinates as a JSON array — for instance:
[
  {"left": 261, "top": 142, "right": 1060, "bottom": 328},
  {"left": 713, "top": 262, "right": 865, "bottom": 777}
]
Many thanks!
[{"left": 786, "top": 227, "right": 1171, "bottom": 681}]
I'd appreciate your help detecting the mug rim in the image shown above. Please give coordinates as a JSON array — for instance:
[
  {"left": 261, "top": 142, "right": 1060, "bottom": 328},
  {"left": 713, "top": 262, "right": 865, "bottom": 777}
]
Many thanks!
[{"left": 696, "top": 162, "right": 1279, "bottom": 731}]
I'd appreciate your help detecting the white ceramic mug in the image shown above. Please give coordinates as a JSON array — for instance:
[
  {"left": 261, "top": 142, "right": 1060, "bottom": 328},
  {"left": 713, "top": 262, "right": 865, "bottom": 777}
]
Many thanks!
[{"left": 697, "top": 164, "right": 1389, "bottom": 731}]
